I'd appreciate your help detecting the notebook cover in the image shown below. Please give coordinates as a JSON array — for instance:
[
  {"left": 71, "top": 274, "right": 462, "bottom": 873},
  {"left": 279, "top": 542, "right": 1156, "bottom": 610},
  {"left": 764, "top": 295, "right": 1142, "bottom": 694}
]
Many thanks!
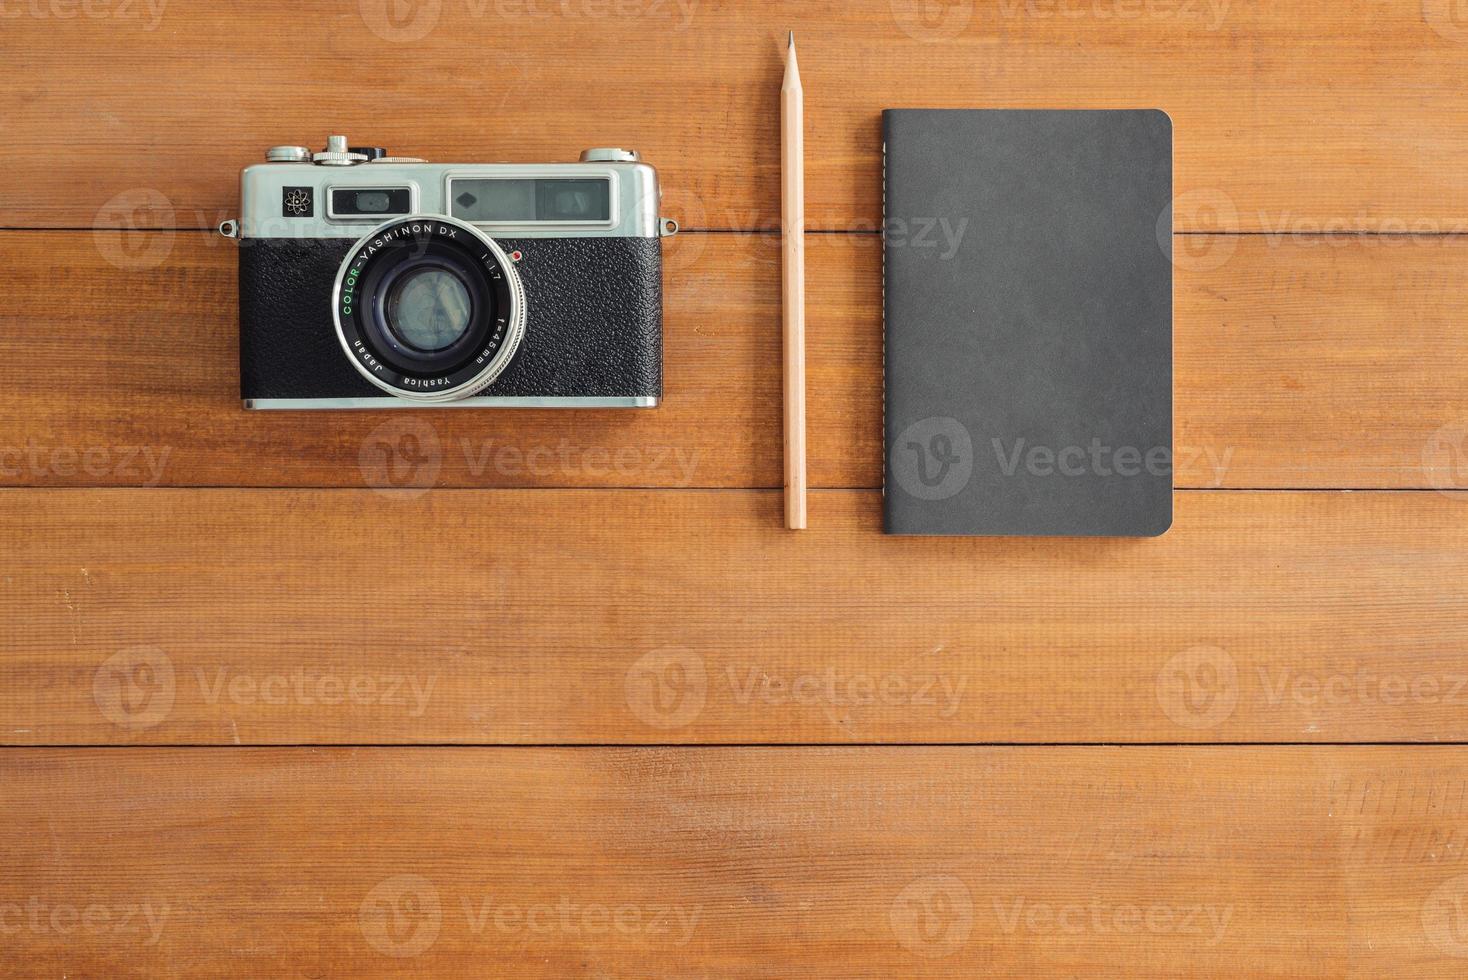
[{"left": 883, "top": 108, "right": 1173, "bottom": 536}]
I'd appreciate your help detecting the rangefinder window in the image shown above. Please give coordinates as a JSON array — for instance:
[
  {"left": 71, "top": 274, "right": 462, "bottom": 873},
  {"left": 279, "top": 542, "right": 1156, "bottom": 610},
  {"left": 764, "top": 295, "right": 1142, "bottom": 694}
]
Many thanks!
[
  {"left": 329, "top": 187, "right": 412, "bottom": 218},
  {"left": 450, "top": 177, "right": 611, "bottom": 223}
]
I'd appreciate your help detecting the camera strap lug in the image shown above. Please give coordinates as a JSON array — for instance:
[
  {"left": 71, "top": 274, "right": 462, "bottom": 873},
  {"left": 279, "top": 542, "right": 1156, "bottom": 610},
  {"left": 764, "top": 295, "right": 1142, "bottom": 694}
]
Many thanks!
[{"left": 659, "top": 217, "right": 679, "bottom": 238}]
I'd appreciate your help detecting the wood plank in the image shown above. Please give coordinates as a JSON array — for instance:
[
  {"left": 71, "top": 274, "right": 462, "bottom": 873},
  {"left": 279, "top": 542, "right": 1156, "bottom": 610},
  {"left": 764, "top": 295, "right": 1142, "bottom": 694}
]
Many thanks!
[
  {"left": 2, "top": 488, "right": 1465, "bottom": 745},
  {"left": 5, "top": 3, "right": 1468, "bottom": 231},
  {"left": 3, "top": 230, "right": 1466, "bottom": 490},
  {"left": 0, "top": 228, "right": 782, "bottom": 490},
  {"left": 3, "top": 745, "right": 1467, "bottom": 976}
]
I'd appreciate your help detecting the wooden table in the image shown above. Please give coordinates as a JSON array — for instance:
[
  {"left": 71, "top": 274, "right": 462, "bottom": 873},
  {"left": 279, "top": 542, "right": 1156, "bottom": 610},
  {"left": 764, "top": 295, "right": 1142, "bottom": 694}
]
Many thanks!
[{"left": 3, "top": 2, "right": 1467, "bottom": 975}]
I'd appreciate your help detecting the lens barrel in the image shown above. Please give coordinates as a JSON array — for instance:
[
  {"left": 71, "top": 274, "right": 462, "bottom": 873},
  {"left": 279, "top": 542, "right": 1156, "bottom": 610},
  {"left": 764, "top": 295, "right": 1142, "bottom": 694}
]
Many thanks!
[{"left": 333, "top": 215, "right": 525, "bottom": 401}]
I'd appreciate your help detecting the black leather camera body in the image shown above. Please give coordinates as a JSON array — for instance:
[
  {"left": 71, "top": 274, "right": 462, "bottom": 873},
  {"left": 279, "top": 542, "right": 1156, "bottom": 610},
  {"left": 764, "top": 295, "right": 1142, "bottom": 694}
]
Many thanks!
[{"left": 225, "top": 137, "right": 674, "bottom": 409}]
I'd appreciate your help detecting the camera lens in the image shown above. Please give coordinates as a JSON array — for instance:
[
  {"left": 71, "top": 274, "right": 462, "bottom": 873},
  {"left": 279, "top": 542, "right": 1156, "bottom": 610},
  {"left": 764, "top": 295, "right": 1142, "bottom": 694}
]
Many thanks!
[
  {"left": 385, "top": 266, "right": 472, "bottom": 352},
  {"left": 333, "top": 216, "right": 526, "bottom": 402}
]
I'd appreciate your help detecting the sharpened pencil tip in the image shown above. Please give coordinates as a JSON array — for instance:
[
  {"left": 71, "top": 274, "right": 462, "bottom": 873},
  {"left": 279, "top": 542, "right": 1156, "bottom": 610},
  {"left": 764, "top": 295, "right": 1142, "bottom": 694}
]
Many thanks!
[{"left": 788, "top": 30, "right": 794, "bottom": 49}]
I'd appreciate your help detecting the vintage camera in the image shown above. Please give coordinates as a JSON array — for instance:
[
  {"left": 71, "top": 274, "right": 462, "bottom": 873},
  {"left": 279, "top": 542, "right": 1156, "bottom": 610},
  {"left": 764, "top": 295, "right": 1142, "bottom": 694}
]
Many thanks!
[{"left": 223, "top": 136, "right": 675, "bottom": 409}]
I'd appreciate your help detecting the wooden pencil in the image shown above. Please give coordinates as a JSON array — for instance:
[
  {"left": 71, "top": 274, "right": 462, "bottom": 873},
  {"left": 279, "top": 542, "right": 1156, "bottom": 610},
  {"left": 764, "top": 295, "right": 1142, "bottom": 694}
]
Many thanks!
[{"left": 782, "top": 30, "right": 807, "bottom": 530}]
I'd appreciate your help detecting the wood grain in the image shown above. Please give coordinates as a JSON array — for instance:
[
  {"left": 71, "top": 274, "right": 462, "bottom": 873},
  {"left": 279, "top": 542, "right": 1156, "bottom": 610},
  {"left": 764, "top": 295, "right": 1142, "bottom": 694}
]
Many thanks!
[
  {"left": 5, "top": 2, "right": 1468, "bottom": 231},
  {"left": 3, "top": 488, "right": 1464, "bottom": 745},
  {"left": 7, "top": 4, "right": 1464, "bottom": 978},
  {"left": 3, "top": 230, "right": 1466, "bottom": 490},
  {"left": 4, "top": 746, "right": 1468, "bottom": 976}
]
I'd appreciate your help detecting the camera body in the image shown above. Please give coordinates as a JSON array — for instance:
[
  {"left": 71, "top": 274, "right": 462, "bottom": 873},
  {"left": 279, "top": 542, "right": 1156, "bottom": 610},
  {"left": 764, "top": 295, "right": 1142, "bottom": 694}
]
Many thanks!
[{"left": 229, "top": 137, "right": 672, "bottom": 409}]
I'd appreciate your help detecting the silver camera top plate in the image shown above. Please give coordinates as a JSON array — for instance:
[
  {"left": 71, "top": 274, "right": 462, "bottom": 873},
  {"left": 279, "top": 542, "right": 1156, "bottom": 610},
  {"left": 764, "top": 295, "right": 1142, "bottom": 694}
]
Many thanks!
[{"left": 239, "top": 137, "right": 664, "bottom": 241}]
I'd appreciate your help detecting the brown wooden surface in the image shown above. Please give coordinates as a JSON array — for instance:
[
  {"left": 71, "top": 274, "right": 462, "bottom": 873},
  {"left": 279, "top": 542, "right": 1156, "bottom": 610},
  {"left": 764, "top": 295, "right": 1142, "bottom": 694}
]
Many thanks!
[
  {"left": 5, "top": 2, "right": 1468, "bottom": 230},
  {"left": 3, "top": 488, "right": 1466, "bottom": 745},
  {"left": 4, "top": 1, "right": 1467, "bottom": 975},
  {"left": 6, "top": 747, "right": 1468, "bottom": 977},
  {"left": 3, "top": 231, "right": 1466, "bottom": 490}
]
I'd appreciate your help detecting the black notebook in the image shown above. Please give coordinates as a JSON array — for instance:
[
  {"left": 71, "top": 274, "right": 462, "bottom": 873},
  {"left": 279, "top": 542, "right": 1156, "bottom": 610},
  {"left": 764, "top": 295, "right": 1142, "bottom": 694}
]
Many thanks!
[{"left": 883, "top": 108, "right": 1173, "bottom": 536}]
